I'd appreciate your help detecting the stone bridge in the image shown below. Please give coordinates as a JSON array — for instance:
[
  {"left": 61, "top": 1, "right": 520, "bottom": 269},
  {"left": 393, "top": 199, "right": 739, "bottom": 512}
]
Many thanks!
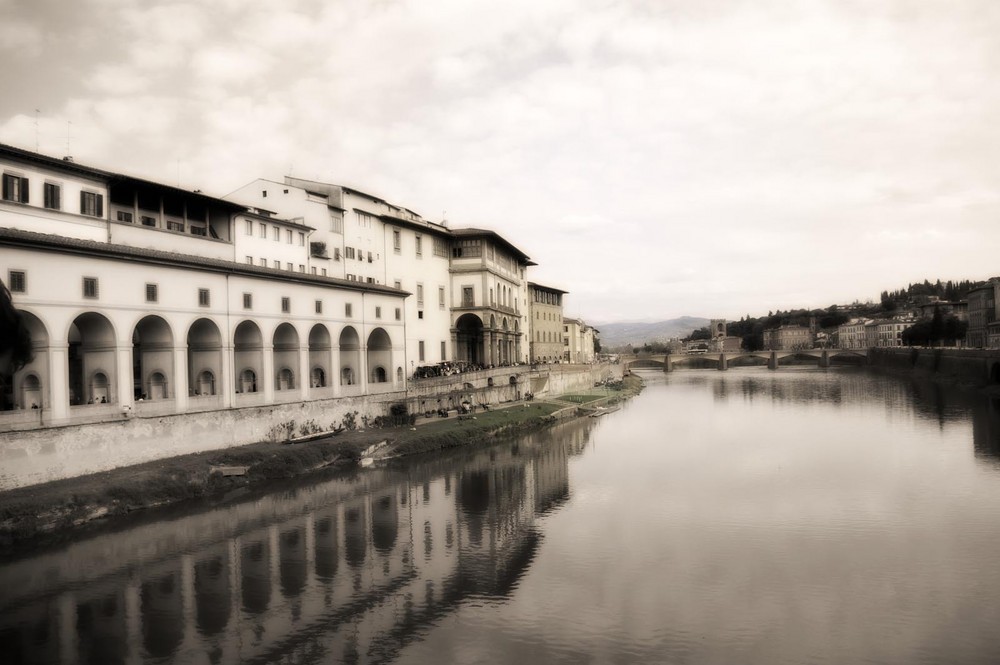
[{"left": 624, "top": 348, "right": 870, "bottom": 371}]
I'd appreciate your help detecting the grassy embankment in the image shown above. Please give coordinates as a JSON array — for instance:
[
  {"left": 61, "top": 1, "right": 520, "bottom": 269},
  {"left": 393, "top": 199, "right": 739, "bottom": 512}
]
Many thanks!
[{"left": 0, "top": 376, "right": 642, "bottom": 547}]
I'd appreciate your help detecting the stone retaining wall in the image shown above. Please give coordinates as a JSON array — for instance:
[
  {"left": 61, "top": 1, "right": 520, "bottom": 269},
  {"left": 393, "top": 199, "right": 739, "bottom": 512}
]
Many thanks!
[{"left": 0, "top": 363, "right": 622, "bottom": 490}]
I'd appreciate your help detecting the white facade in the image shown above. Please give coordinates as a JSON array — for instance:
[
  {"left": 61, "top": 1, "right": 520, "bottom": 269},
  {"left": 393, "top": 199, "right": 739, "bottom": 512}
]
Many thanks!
[
  {"left": 528, "top": 282, "right": 566, "bottom": 363},
  {"left": 0, "top": 145, "right": 407, "bottom": 428},
  {"left": 562, "top": 318, "right": 597, "bottom": 364}
]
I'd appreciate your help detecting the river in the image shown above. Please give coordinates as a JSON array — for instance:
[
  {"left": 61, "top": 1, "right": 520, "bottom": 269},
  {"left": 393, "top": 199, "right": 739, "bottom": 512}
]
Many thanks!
[{"left": 3, "top": 367, "right": 1000, "bottom": 664}]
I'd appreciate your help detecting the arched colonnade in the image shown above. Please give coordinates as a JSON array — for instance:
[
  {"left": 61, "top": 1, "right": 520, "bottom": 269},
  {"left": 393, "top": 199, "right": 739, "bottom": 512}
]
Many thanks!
[{"left": 1, "top": 308, "right": 404, "bottom": 424}]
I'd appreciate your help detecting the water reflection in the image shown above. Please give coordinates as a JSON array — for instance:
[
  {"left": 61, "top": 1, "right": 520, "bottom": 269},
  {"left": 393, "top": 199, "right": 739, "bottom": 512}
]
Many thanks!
[
  {"left": 687, "top": 368, "right": 1000, "bottom": 461},
  {"left": 0, "top": 417, "right": 593, "bottom": 664}
]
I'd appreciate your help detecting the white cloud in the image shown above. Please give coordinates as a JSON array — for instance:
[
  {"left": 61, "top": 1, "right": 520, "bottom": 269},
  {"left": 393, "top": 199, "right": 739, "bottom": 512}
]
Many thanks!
[{"left": 3, "top": 0, "right": 1000, "bottom": 320}]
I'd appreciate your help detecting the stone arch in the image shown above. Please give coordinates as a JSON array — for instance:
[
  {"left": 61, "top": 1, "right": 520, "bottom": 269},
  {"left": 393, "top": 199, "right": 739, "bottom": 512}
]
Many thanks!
[
  {"left": 367, "top": 328, "right": 391, "bottom": 384},
  {"left": 3, "top": 310, "right": 49, "bottom": 412},
  {"left": 132, "top": 315, "right": 174, "bottom": 400},
  {"left": 339, "top": 326, "right": 360, "bottom": 386},
  {"left": 234, "top": 320, "right": 263, "bottom": 394},
  {"left": 68, "top": 312, "right": 117, "bottom": 406},
  {"left": 187, "top": 318, "right": 222, "bottom": 397},
  {"left": 273, "top": 323, "right": 299, "bottom": 391},
  {"left": 308, "top": 324, "right": 331, "bottom": 390},
  {"left": 455, "top": 313, "right": 484, "bottom": 364}
]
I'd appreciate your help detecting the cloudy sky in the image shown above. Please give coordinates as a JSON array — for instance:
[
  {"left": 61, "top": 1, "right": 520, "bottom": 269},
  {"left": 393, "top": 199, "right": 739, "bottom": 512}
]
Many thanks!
[{"left": 3, "top": 0, "right": 999, "bottom": 323}]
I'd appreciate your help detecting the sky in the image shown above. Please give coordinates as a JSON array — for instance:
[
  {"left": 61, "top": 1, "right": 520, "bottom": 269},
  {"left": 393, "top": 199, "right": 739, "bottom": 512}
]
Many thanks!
[{"left": 2, "top": 0, "right": 999, "bottom": 323}]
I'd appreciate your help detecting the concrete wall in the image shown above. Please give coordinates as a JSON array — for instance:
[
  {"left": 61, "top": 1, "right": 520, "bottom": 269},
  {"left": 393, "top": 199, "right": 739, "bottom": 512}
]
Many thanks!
[
  {"left": 0, "top": 363, "right": 621, "bottom": 490},
  {"left": 869, "top": 348, "right": 1000, "bottom": 386}
]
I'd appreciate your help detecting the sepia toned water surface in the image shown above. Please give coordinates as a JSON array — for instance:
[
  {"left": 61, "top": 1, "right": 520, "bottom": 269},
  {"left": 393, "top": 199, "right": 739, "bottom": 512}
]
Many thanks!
[{"left": 4, "top": 367, "right": 1000, "bottom": 664}]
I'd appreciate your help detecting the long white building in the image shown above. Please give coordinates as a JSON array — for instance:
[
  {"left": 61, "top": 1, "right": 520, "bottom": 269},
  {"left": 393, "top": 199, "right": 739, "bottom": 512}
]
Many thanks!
[{"left": 0, "top": 144, "right": 540, "bottom": 434}]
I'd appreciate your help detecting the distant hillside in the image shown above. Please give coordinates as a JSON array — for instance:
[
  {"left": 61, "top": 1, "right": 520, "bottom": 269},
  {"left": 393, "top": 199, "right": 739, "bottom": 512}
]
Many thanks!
[{"left": 595, "top": 317, "right": 710, "bottom": 349}]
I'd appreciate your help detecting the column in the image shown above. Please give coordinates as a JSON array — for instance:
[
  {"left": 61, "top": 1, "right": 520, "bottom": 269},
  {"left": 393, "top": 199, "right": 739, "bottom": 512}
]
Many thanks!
[
  {"left": 221, "top": 343, "right": 234, "bottom": 408},
  {"left": 359, "top": 345, "right": 369, "bottom": 394},
  {"left": 299, "top": 341, "right": 311, "bottom": 400},
  {"left": 116, "top": 344, "right": 132, "bottom": 407},
  {"left": 331, "top": 344, "right": 341, "bottom": 397},
  {"left": 450, "top": 331, "right": 458, "bottom": 362},
  {"left": 262, "top": 344, "right": 274, "bottom": 403},
  {"left": 173, "top": 344, "right": 188, "bottom": 412},
  {"left": 48, "top": 343, "right": 70, "bottom": 422}
]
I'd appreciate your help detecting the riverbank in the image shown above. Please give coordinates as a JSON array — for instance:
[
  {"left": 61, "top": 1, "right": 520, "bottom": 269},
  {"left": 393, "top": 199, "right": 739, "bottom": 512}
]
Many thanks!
[{"left": 0, "top": 376, "right": 643, "bottom": 550}]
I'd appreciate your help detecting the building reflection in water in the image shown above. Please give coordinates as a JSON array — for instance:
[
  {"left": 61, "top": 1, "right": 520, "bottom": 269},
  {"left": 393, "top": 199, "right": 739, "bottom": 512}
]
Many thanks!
[
  {"left": 0, "top": 417, "right": 593, "bottom": 664},
  {"left": 680, "top": 367, "right": 1000, "bottom": 465}
]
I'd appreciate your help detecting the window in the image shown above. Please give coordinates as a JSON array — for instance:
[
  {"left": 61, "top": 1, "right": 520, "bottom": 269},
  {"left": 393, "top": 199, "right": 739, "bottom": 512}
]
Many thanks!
[
  {"left": 43, "top": 182, "right": 60, "bottom": 210},
  {"left": 395, "top": 307, "right": 401, "bottom": 320},
  {"left": 141, "top": 215, "right": 156, "bottom": 227},
  {"left": 375, "top": 306, "right": 382, "bottom": 319},
  {"left": 9, "top": 270, "right": 25, "bottom": 293},
  {"left": 298, "top": 232, "right": 305, "bottom": 246},
  {"left": 345, "top": 303, "right": 353, "bottom": 317},
  {"left": 117, "top": 210, "right": 133, "bottom": 223},
  {"left": 366, "top": 277, "right": 374, "bottom": 284},
  {"left": 345, "top": 247, "right": 355, "bottom": 260},
  {"left": 418, "top": 311, "right": 423, "bottom": 319},
  {"left": 80, "top": 191, "right": 103, "bottom": 217},
  {"left": 315, "top": 300, "right": 323, "bottom": 314},
  {"left": 330, "top": 212, "right": 343, "bottom": 233},
  {"left": 272, "top": 226, "right": 280, "bottom": 241},
  {"left": 418, "top": 341, "right": 425, "bottom": 361},
  {"left": 167, "top": 220, "right": 184, "bottom": 232},
  {"left": 286, "top": 229, "right": 292, "bottom": 244},
  {"left": 1, "top": 173, "right": 28, "bottom": 203},
  {"left": 243, "top": 293, "right": 253, "bottom": 309},
  {"left": 260, "top": 258, "right": 267, "bottom": 267},
  {"left": 394, "top": 280, "right": 402, "bottom": 290},
  {"left": 245, "top": 220, "right": 253, "bottom": 235},
  {"left": 439, "top": 286, "right": 445, "bottom": 308},
  {"left": 246, "top": 255, "right": 253, "bottom": 264},
  {"left": 198, "top": 288, "right": 210, "bottom": 307},
  {"left": 274, "top": 258, "right": 281, "bottom": 268},
  {"left": 441, "top": 341, "right": 446, "bottom": 360},
  {"left": 145, "top": 283, "right": 158, "bottom": 303},
  {"left": 452, "top": 239, "right": 481, "bottom": 258},
  {"left": 299, "top": 264, "right": 305, "bottom": 273},
  {"left": 415, "top": 234, "right": 422, "bottom": 256},
  {"left": 416, "top": 284, "right": 424, "bottom": 307},
  {"left": 333, "top": 247, "right": 341, "bottom": 260},
  {"left": 347, "top": 274, "right": 356, "bottom": 281},
  {"left": 393, "top": 229, "right": 401, "bottom": 253},
  {"left": 357, "top": 248, "right": 363, "bottom": 261},
  {"left": 311, "top": 267, "right": 317, "bottom": 275},
  {"left": 433, "top": 237, "right": 448, "bottom": 257},
  {"left": 462, "top": 286, "right": 474, "bottom": 307},
  {"left": 366, "top": 251, "right": 372, "bottom": 263},
  {"left": 281, "top": 297, "right": 290, "bottom": 313},
  {"left": 83, "top": 277, "right": 98, "bottom": 299},
  {"left": 321, "top": 269, "right": 327, "bottom": 276},
  {"left": 190, "top": 225, "right": 206, "bottom": 236},
  {"left": 287, "top": 262, "right": 293, "bottom": 271},
  {"left": 259, "top": 222, "right": 267, "bottom": 237}
]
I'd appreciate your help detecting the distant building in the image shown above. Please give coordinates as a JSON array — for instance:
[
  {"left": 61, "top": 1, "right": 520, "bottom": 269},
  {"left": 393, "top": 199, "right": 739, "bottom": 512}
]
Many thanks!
[
  {"left": 527, "top": 282, "right": 567, "bottom": 363},
  {"left": 563, "top": 318, "right": 597, "bottom": 364},
  {"left": 838, "top": 319, "right": 871, "bottom": 349},
  {"left": 865, "top": 317, "right": 915, "bottom": 348},
  {"left": 967, "top": 279, "right": 1000, "bottom": 348},
  {"left": 914, "top": 300, "right": 968, "bottom": 322},
  {"left": 762, "top": 325, "right": 813, "bottom": 350}
]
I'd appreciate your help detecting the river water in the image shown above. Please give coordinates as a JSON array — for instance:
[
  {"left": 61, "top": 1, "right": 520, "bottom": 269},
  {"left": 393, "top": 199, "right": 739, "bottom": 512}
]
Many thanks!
[{"left": 4, "top": 367, "right": 1000, "bottom": 664}]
